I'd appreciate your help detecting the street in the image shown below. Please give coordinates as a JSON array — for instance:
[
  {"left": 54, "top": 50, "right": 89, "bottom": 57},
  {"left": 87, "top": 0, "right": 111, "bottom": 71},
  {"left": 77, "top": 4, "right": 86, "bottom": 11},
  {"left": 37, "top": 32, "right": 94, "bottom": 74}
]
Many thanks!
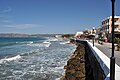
[{"left": 95, "top": 42, "right": 120, "bottom": 66}]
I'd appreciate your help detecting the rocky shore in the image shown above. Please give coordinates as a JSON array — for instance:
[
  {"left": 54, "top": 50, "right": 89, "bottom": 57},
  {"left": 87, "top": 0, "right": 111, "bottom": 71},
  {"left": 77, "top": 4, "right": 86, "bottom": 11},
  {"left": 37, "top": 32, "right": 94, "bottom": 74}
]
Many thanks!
[{"left": 61, "top": 42, "right": 86, "bottom": 80}]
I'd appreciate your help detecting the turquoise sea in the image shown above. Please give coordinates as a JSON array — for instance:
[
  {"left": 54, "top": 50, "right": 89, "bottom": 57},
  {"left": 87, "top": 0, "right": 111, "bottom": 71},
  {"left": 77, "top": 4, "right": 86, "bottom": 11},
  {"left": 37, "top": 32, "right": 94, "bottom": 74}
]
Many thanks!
[{"left": 0, "top": 37, "right": 75, "bottom": 80}]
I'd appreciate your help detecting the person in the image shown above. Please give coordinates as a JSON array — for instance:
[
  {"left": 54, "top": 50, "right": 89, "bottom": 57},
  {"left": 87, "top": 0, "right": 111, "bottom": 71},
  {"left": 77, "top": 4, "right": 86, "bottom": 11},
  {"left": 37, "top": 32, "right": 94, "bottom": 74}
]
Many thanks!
[
  {"left": 104, "top": 36, "right": 108, "bottom": 42},
  {"left": 98, "top": 37, "right": 103, "bottom": 45}
]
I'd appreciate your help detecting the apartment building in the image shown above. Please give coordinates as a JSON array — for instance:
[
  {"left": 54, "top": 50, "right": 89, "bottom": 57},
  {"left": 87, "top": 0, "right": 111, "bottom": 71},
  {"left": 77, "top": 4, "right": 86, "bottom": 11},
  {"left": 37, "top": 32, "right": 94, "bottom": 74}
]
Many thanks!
[{"left": 101, "top": 16, "right": 120, "bottom": 38}]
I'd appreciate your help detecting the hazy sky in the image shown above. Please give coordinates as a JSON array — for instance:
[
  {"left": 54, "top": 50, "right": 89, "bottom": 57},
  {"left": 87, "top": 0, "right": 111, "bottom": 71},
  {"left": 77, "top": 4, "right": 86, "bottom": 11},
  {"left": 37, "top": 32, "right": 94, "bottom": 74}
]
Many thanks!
[{"left": 0, "top": 0, "right": 120, "bottom": 34}]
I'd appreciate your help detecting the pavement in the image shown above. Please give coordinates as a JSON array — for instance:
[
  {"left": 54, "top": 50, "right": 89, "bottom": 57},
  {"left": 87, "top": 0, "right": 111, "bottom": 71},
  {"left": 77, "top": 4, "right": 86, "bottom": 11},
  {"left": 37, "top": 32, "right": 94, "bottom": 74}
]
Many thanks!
[{"left": 94, "top": 42, "right": 120, "bottom": 67}]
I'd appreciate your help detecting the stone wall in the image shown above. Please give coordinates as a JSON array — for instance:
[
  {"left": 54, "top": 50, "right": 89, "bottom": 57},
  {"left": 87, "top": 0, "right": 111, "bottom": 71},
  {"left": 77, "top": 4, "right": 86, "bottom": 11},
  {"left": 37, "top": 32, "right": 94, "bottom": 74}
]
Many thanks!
[
  {"left": 62, "top": 43, "right": 87, "bottom": 80},
  {"left": 61, "top": 39, "right": 105, "bottom": 80}
]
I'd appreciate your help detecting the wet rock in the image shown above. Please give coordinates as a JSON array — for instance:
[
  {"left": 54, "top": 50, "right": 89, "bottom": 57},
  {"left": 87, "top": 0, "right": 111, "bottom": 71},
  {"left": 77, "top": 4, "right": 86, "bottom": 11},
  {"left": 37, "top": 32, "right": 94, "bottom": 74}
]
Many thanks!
[{"left": 63, "top": 43, "right": 86, "bottom": 80}]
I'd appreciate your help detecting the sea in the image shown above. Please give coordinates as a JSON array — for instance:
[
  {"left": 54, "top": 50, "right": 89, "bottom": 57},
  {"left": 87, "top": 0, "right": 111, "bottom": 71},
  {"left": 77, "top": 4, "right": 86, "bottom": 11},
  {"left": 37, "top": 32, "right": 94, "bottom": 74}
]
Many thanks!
[{"left": 0, "top": 37, "right": 76, "bottom": 80}]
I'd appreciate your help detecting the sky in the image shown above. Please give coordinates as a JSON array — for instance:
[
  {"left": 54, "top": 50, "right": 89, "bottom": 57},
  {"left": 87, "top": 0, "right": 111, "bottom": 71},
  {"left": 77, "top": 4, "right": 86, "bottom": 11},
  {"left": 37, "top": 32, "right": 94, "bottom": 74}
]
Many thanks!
[{"left": 0, "top": 0, "right": 120, "bottom": 34}]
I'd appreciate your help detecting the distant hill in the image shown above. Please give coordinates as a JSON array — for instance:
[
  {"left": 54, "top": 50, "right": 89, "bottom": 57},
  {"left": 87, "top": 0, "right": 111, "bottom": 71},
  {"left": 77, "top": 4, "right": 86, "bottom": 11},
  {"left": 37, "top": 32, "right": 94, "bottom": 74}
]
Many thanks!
[
  {"left": 0, "top": 33, "right": 59, "bottom": 38},
  {"left": 0, "top": 33, "right": 30, "bottom": 37}
]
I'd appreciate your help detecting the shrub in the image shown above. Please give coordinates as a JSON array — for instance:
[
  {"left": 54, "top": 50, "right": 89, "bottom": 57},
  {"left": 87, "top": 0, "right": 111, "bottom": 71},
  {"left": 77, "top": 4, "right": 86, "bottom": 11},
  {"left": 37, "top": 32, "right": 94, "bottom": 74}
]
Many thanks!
[
  {"left": 114, "top": 37, "right": 120, "bottom": 44},
  {"left": 116, "top": 43, "right": 120, "bottom": 51},
  {"left": 61, "top": 34, "right": 74, "bottom": 38}
]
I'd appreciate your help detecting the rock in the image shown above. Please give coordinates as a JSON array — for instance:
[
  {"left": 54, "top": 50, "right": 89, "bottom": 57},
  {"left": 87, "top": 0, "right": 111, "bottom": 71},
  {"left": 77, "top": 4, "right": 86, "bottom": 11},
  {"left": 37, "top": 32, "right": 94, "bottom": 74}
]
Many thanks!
[
  {"left": 63, "top": 43, "right": 86, "bottom": 80},
  {"left": 64, "top": 65, "right": 67, "bottom": 69},
  {"left": 75, "top": 71, "right": 85, "bottom": 78},
  {"left": 66, "top": 69, "right": 76, "bottom": 74}
]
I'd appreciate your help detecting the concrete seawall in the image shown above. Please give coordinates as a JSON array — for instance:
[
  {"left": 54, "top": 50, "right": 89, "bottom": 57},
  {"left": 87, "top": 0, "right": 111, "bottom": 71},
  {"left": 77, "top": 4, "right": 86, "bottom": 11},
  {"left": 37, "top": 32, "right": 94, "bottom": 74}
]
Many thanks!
[
  {"left": 61, "top": 39, "right": 120, "bottom": 80},
  {"left": 62, "top": 39, "right": 105, "bottom": 80},
  {"left": 79, "top": 40, "right": 106, "bottom": 80}
]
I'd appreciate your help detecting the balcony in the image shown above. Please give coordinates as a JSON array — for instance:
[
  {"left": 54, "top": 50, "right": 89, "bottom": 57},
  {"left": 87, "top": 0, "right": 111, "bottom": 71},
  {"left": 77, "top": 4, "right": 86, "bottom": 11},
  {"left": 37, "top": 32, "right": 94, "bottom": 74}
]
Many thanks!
[
  {"left": 100, "top": 29, "right": 108, "bottom": 33},
  {"left": 115, "top": 28, "right": 120, "bottom": 32},
  {"left": 115, "top": 21, "right": 120, "bottom": 25},
  {"left": 102, "top": 23, "right": 109, "bottom": 27}
]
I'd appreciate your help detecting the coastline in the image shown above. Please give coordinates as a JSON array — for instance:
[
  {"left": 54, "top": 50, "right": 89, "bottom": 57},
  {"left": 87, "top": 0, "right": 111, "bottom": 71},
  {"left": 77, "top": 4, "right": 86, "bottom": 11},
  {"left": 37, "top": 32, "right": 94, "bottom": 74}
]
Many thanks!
[
  {"left": 0, "top": 37, "right": 75, "bottom": 80},
  {"left": 60, "top": 41, "right": 86, "bottom": 80}
]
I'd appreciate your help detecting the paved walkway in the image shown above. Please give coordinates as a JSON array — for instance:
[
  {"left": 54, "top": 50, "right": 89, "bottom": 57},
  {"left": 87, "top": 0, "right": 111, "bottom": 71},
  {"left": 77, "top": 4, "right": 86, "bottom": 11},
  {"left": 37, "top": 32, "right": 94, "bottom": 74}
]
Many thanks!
[{"left": 95, "top": 42, "right": 120, "bottom": 66}]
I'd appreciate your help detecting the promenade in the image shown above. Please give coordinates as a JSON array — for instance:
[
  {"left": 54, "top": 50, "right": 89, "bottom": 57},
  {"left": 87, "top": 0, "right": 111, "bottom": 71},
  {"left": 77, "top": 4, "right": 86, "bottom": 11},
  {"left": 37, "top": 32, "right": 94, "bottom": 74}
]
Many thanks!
[
  {"left": 63, "top": 39, "right": 120, "bottom": 80},
  {"left": 94, "top": 42, "right": 120, "bottom": 66}
]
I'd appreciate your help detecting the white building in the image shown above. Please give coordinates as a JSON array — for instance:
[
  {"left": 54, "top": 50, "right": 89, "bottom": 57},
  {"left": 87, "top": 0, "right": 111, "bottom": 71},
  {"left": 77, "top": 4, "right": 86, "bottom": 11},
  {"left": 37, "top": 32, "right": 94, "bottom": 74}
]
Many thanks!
[{"left": 75, "top": 32, "right": 83, "bottom": 38}]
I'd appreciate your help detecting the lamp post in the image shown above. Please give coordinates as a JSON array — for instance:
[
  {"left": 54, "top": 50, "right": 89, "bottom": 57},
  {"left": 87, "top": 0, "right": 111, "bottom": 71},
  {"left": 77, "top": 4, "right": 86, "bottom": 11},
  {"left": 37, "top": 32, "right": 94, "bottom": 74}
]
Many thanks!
[
  {"left": 107, "top": 19, "right": 110, "bottom": 41},
  {"left": 110, "top": 0, "right": 115, "bottom": 80},
  {"left": 107, "top": 29, "right": 109, "bottom": 42},
  {"left": 92, "top": 27, "right": 95, "bottom": 46}
]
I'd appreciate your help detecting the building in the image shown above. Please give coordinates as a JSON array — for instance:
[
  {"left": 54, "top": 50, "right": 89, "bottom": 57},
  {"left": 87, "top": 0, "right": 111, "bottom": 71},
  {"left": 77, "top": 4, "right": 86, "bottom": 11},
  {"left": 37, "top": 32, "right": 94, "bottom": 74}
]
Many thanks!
[
  {"left": 101, "top": 16, "right": 120, "bottom": 38},
  {"left": 74, "top": 32, "right": 83, "bottom": 38},
  {"left": 96, "top": 27, "right": 102, "bottom": 35},
  {"left": 83, "top": 29, "right": 96, "bottom": 35},
  {"left": 55, "top": 35, "right": 62, "bottom": 38}
]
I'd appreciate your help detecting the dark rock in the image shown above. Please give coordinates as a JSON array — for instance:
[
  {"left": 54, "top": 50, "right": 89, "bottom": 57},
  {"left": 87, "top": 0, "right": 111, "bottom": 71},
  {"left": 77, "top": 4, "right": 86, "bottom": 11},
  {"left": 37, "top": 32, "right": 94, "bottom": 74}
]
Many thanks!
[{"left": 63, "top": 43, "right": 86, "bottom": 80}]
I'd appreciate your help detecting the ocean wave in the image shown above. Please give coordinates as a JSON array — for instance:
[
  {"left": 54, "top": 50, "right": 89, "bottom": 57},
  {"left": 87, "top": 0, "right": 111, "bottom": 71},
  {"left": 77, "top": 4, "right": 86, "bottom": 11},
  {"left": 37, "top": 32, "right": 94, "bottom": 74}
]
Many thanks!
[
  {"left": 27, "top": 40, "right": 51, "bottom": 48},
  {"left": 45, "top": 43, "right": 51, "bottom": 47},
  {"left": 0, "top": 55, "right": 21, "bottom": 63},
  {"left": 20, "top": 49, "right": 40, "bottom": 56},
  {"left": 27, "top": 43, "right": 51, "bottom": 48},
  {"left": 43, "top": 41, "right": 51, "bottom": 44},
  {"left": 0, "top": 42, "right": 17, "bottom": 47},
  {"left": 47, "top": 38, "right": 58, "bottom": 42},
  {"left": 0, "top": 37, "right": 76, "bottom": 80},
  {"left": 16, "top": 41, "right": 33, "bottom": 44},
  {"left": 0, "top": 41, "right": 34, "bottom": 48},
  {"left": 59, "top": 41, "right": 70, "bottom": 44},
  {"left": 43, "top": 41, "right": 51, "bottom": 47}
]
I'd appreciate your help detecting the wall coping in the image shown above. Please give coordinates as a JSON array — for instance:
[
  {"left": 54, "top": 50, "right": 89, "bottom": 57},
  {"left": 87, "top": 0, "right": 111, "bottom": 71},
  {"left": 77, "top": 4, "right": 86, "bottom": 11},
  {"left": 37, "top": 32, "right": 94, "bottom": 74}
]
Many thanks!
[{"left": 86, "top": 40, "right": 120, "bottom": 80}]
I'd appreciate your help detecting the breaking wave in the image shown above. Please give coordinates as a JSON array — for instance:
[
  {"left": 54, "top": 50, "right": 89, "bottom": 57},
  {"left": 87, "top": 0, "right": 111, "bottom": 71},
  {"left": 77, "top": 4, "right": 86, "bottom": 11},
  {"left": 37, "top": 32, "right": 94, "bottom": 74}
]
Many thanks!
[
  {"left": 47, "top": 38, "right": 58, "bottom": 42},
  {"left": 16, "top": 41, "right": 34, "bottom": 44},
  {"left": 43, "top": 41, "right": 51, "bottom": 44},
  {"left": 27, "top": 42, "right": 51, "bottom": 48},
  {"left": 59, "top": 41, "right": 70, "bottom": 44},
  {"left": 0, "top": 37, "right": 76, "bottom": 80},
  {"left": 0, "top": 55, "right": 22, "bottom": 63}
]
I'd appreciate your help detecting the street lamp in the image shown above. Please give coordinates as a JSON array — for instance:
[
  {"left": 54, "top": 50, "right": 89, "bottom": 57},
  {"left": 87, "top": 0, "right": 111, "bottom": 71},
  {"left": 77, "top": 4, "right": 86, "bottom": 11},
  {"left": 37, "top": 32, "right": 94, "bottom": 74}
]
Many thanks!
[
  {"left": 92, "top": 27, "right": 95, "bottom": 46},
  {"left": 110, "top": 0, "right": 115, "bottom": 80},
  {"left": 107, "top": 19, "right": 110, "bottom": 41},
  {"left": 107, "top": 21, "right": 109, "bottom": 41},
  {"left": 107, "top": 29, "right": 109, "bottom": 41}
]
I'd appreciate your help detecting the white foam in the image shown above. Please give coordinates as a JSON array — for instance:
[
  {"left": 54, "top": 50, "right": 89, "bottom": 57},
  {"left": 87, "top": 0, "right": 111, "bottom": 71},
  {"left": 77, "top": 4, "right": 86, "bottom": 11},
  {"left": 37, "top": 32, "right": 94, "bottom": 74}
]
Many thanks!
[
  {"left": 0, "top": 55, "right": 21, "bottom": 63},
  {"left": 55, "top": 77, "right": 60, "bottom": 80},
  {"left": 47, "top": 38, "right": 58, "bottom": 41},
  {"left": 12, "top": 70, "right": 23, "bottom": 75},
  {"left": 45, "top": 44, "right": 51, "bottom": 47},
  {"left": 43, "top": 41, "right": 51, "bottom": 44},
  {"left": 43, "top": 41, "right": 51, "bottom": 47},
  {"left": 16, "top": 41, "right": 33, "bottom": 44},
  {"left": 29, "top": 41, "right": 33, "bottom": 44},
  {"left": 27, "top": 42, "right": 51, "bottom": 48},
  {"left": 40, "top": 66, "right": 44, "bottom": 72},
  {"left": 16, "top": 42, "right": 18, "bottom": 43},
  {"left": 60, "top": 41, "right": 70, "bottom": 44}
]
